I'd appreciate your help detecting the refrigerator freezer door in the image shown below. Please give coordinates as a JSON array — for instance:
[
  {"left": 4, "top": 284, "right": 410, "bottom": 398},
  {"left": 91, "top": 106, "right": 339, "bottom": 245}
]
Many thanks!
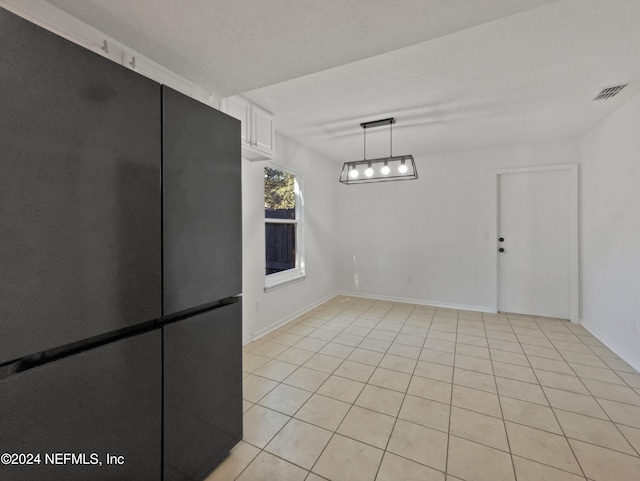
[
  {"left": 0, "top": 9, "right": 162, "bottom": 364},
  {"left": 162, "top": 87, "right": 242, "bottom": 315},
  {"left": 163, "top": 302, "right": 242, "bottom": 480},
  {"left": 0, "top": 330, "right": 162, "bottom": 481}
]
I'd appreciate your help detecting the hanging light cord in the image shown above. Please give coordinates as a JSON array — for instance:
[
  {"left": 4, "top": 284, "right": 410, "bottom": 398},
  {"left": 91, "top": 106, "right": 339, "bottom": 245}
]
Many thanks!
[{"left": 389, "top": 121, "right": 393, "bottom": 157}]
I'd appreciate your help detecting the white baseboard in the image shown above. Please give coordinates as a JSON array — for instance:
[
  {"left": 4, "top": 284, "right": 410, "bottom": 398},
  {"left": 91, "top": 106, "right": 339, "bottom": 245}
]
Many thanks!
[
  {"left": 242, "top": 291, "right": 339, "bottom": 345},
  {"left": 580, "top": 319, "right": 640, "bottom": 373},
  {"left": 338, "top": 290, "right": 495, "bottom": 314}
]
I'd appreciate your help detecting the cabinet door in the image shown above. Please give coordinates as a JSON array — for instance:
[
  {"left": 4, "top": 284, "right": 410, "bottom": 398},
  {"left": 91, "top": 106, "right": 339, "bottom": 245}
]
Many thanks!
[
  {"left": 0, "top": 331, "right": 162, "bottom": 481},
  {"left": 0, "top": 9, "right": 162, "bottom": 363},
  {"left": 163, "top": 302, "right": 243, "bottom": 480},
  {"left": 220, "top": 96, "right": 251, "bottom": 145},
  {"left": 251, "top": 104, "right": 275, "bottom": 156},
  {"left": 163, "top": 87, "right": 242, "bottom": 315}
]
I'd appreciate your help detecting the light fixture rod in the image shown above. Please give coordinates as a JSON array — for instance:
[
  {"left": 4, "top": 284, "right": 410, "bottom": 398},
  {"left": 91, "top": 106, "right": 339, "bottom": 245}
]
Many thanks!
[{"left": 363, "top": 126, "right": 366, "bottom": 160}]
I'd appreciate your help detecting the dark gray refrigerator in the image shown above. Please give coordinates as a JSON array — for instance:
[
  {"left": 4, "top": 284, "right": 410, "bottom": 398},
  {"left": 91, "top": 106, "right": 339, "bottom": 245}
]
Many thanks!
[
  {"left": 162, "top": 86, "right": 243, "bottom": 480},
  {"left": 0, "top": 7, "right": 242, "bottom": 481}
]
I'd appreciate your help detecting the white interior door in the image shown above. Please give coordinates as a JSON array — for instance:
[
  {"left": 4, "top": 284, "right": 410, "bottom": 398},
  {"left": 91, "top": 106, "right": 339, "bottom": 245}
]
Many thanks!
[{"left": 497, "top": 165, "right": 578, "bottom": 320}]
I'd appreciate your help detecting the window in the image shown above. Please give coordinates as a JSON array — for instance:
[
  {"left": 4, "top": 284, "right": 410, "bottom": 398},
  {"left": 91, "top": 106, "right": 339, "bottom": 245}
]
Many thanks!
[{"left": 264, "top": 165, "right": 304, "bottom": 290}]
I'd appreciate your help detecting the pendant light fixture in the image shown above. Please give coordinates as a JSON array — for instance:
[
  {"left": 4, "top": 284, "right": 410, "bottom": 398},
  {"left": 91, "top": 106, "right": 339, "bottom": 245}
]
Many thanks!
[{"left": 339, "top": 117, "right": 418, "bottom": 184}]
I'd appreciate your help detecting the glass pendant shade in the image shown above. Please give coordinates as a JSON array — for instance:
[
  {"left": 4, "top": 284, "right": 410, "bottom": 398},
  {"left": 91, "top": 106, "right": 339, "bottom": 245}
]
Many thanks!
[{"left": 339, "top": 117, "right": 418, "bottom": 185}]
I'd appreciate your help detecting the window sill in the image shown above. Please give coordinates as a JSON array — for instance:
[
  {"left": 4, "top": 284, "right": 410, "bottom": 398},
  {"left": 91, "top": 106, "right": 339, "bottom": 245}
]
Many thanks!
[{"left": 264, "top": 271, "right": 306, "bottom": 293}]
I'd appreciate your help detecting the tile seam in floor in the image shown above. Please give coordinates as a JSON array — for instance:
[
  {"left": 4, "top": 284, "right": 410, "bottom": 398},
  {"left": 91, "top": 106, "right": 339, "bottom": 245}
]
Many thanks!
[
  {"left": 486, "top": 311, "right": 520, "bottom": 481},
  {"left": 523, "top": 315, "right": 588, "bottom": 479},
  {"left": 443, "top": 308, "right": 458, "bottom": 479},
  {"left": 235, "top": 297, "right": 639, "bottom": 481}
]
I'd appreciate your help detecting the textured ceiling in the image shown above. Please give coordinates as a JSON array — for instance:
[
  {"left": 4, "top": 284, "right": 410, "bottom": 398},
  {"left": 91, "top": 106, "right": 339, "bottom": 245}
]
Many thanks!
[
  {"left": 45, "top": 0, "right": 559, "bottom": 98},
  {"left": 244, "top": 0, "right": 640, "bottom": 160},
  {"left": 44, "top": 0, "right": 640, "bottom": 160}
]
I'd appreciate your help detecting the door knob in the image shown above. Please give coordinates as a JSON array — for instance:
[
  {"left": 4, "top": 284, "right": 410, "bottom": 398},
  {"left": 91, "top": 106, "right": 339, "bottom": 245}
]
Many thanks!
[{"left": 498, "top": 248, "right": 505, "bottom": 253}]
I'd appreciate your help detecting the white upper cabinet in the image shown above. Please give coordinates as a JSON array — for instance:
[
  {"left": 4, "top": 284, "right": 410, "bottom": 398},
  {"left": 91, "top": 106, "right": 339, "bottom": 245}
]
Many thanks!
[
  {"left": 220, "top": 96, "right": 275, "bottom": 161},
  {"left": 251, "top": 104, "right": 275, "bottom": 156},
  {"left": 222, "top": 96, "right": 252, "bottom": 145}
]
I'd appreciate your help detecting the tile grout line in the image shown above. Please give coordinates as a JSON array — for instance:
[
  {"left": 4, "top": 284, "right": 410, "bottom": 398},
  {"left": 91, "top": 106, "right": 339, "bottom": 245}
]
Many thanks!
[
  {"left": 309, "top": 304, "right": 373, "bottom": 476},
  {"left": 538, "top": 318, "right": 640, "bottom": 452},
  {"left": 517, "top": 313, "right": 589, "bottom": 480},
  {"left": 441, "top": 308, "right": 460, "bottom": 479},
  {"left": 402, "top": 306, "right": 638, "bottom": 464},
  {"left": 591, "top": 396, "right": 640, "bottom": 457},
  {"left": 239, "top": 298, "right": 640, "bottom": 481},
  {"left": 533, "top": 319, "right": 640, "bottom": 454},
  {"left": 423, "top": 324, "right": 640, "bottom": 409},
  {"left": 285, "top": 299, "right": 370, "bottom": 480},
  {"left": 249, "top": 340, "right": 635, "bottom": 460},
  {"left": 485, "top": 311, "right": 521, "bottom": 481},
  {"left": 302, "top": 299, "right": 402, "bottom": 479},
  {"left": 369, "top": 302, "right": 422, "bottom": 481},
  {"left": 251, "top": 316, "right": 638, "bottom": 436},
  {"left": 238, "top": 300, "right": 356, "bottom": 481}
]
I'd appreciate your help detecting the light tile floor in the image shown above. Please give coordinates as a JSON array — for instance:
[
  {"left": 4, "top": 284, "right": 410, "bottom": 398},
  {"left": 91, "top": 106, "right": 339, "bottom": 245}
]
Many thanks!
[{"left": 207, "top": 296, "right": 640, "bottom": 481}]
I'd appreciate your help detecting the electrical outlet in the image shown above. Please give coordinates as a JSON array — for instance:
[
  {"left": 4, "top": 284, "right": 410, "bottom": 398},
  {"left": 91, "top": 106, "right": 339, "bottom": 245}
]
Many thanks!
[
  {"left": 256, "top": 300, "right": 261, "bottom": 312},
  {"left": 407, "top": 278, "right": 413, "bottom": 285},
  {"left": 484, "top": 232, "right": 490, "bottom": 240}
]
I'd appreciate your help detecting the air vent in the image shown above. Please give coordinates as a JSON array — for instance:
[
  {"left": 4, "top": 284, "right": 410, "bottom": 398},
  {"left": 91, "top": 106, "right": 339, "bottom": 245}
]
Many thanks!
[{"left": 593, "top": 84, "right": 628, "bottom": 101}]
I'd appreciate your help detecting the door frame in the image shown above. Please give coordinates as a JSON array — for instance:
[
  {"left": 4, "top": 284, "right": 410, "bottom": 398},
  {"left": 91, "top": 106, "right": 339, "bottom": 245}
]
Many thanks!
[{"left": 491, "top": 163, "right": 579, "bottom": 323}]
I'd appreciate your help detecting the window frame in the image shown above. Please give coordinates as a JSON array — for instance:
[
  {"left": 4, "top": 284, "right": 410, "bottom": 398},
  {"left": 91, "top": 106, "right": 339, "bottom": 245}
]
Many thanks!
[{"left": 264, "top": 163, "right": 305, "bottom": 292}]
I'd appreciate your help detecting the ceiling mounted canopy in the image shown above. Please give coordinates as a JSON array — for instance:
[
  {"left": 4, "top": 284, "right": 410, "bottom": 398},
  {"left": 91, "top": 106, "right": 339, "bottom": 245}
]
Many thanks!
[{"left": 339, "top": 118, "right": 418, "bottom": 185}]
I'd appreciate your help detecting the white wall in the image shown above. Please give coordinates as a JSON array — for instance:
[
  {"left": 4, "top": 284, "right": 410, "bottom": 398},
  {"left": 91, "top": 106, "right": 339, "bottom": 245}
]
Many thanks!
[
  {"left": 336, "top": 140, "right": 581, "bottom": 311},
  {"left": 579, "top": 92, "right": 640, "bottom": 369},
  {"left": 242, "top": 133, "right": 338, "bottom": 342}
]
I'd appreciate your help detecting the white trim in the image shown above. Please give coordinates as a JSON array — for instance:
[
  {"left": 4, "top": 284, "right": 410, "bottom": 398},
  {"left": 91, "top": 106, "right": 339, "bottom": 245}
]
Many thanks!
[
  {"left": 580, "top": 319, "right": 640, "bottom": 373},
  {"left": 0, "top": 0, "right": 105, "bottom": 54},
  {"left": 568, "top": 164, "right": 580, "bottom": 324},
  {"left": 0, "top": 0, "right": 217, "bottom": 107},
  {"left": 264, "top": 272, "right": 306, "bottom": 292},
  {"left": 493, "top": 163, "right": 580, "bottom": 323},
  {"left": 264, "top": 218, "right": 298, "bottom": 225},
  {"left": 338, "top": 291, "right": 495, "bottom": 313},
  {"left": 491, "top": 171, "right": 499, "bottom": 313},
  {"left": 242, "top": 292, "right": 338, "bottom": 345}
]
